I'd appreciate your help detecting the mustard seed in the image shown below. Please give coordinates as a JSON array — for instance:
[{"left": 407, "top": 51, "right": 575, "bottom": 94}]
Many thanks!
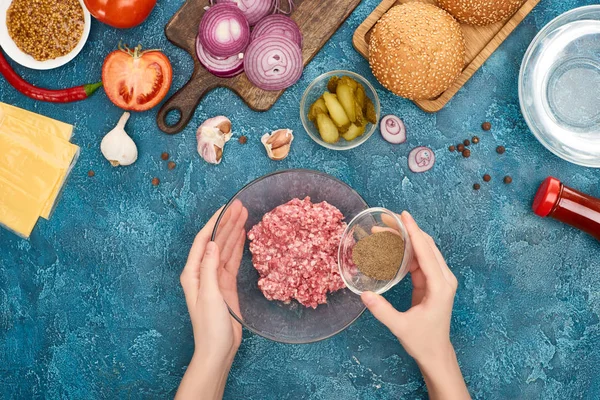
[{"left": 7, "top": 0, "right": 84, "bottom": 61}]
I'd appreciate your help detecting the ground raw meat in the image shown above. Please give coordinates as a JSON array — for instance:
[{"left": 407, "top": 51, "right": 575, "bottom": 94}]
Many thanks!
[{"left": 247, "top": 197, "right": 347, "bottom": 308}]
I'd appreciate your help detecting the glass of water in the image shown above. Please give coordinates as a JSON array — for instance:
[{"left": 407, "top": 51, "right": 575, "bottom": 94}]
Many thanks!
[{"left": 519, "top": 5, "right": 600, "bottom": 167}]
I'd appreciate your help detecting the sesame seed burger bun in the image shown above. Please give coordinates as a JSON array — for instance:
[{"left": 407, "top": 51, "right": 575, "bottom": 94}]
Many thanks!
[
  {"left": 438, "top": 0, "right": 524, "bottom": 26},
  {"left": 369, "top": 2, "right": 465, "bottom": 101}
]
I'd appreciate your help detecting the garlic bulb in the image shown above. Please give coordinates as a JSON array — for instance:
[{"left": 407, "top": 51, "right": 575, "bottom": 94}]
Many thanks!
[
  {"left": 196, "top": 116, "right": 232, "bottom": 164},
  {"left": 101, "top": 112, "right": 138, "bottom": 167},
  {"left": 261, "top": 129, "right": 294, "bottom": 161}
]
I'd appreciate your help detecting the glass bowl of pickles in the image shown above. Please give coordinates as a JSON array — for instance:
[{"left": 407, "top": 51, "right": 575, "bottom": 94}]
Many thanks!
[{"left": 300, "top": 70, "right": 380, "bottom": 150}]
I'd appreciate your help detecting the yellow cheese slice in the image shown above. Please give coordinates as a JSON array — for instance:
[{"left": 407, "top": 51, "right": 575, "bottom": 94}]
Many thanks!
[
  {"left": 0, "top": 133, "right": 64, "bottom": 209},
  {"left": 0, "top": 102, "right": 73, "bottom": 141},
  {"left": 0, "top": 175, "right": 45, "bottom": 238},
  {"left": 0, "top": 115, "right": 78, "bottom": 165},
  {"left": 0, "top": 115, "right": 79, "bottom": 219}
]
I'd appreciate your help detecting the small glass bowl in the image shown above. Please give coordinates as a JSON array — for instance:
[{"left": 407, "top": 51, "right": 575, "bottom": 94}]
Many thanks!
[
  {"left": 300, "top": 70, "right": 381, "bottom": 151},
  {"left": 338, "top": 208, "right": 413, "bottom": 295},
  {"left": 519, "top": 5, "right": 600, "bottom": 167}
]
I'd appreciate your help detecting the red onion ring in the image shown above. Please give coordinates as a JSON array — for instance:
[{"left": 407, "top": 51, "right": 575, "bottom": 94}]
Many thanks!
[
  {"left": 250, "top": 14, "right": 303, "bottom": 47},
  {"left": 213, "top": 0, "right": 274, "bottom": 26},
  {"left": 380, "top": 114, "right": 406, "bottom": 144},
  {"left": 243, "top": 34, "right": 303, "bottom": 91},
  {"left": 196, "top": 37, "right": 244, "bottom": 78},
  {"left": 199, "top": 3, "right": 250, "bottom": 58},
  {"left": 274, "top": 0, "right": 295, "bottom": 14},
  {"left": 408, "top": 147, "right": 435, "bottom": 173}
]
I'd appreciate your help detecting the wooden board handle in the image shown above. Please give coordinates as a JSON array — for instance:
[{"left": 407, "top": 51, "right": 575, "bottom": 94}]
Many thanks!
[{"left": 157, "top": 72, "right": 215, "bottom": 135}]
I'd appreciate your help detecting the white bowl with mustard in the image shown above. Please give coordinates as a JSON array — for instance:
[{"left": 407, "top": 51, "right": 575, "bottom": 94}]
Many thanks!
[{"left": 0, "top": 0, "right": 91, "bottom": 70}]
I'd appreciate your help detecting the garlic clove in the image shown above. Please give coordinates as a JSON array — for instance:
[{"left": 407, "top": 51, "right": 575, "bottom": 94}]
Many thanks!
[
  {"left": 266, "top": 129, "right": 292, "bottom": 148},
  {"left": 100, "top": 112, "right": 138, "bottom": 167},
  {"left": 271, "top": 144, "right": 291, "bottom": 160},
  {"left": 197, "top": 116, "right": 232, "bottom": 164},
  {"left": 201, "top": 116, "right": 232, "bottom": 134},
  {"left": 261, "top": 129, "right": 294, "bottom": 161},
  {"left": 216, "top": 120, "right": 232, "bottom": 135}
]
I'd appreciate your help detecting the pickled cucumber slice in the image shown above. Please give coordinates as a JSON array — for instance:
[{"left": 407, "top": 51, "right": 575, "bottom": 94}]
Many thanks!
[
  {"left": 308, "top": 97, "right": 328, "bottom": 121},
  {"left": 336, "top": 84, "right": 356, "bottom": 123},
  {"left": 339, "top": 76, "right": 359, "bottom": 91},
  {"left": 355, "top": 85, "right": 366, "bottom": 110},
  {"left": 365, "top": 98, "right": 377, "bottom": 124},
  {"left": 316, "top": 113, "right": 340, "bottom": 143},
  {"left": 323, "top": 91, "right": 350, "bottom": 129},
  {"left": 342, "top": 123, "right": 366, "bottom": 141},
  {"left": 327, "top": 76, "right": 340, "bottom": 93},
  {"left": 355, "top": 100, "right": 364, "bottom": 126}
]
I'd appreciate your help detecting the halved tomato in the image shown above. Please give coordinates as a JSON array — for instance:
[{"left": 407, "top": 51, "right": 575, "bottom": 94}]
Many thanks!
[{"left": 102, "top": 44, "right": 172, "bottom": 111}]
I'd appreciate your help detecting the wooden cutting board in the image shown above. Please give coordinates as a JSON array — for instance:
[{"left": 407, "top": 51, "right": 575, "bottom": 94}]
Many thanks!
[
  {"left": 157, "top": 0, "right": 362, "bottom": 134},
  {"left": 353, "top": 0, "right": 540, "bottom": 113}
]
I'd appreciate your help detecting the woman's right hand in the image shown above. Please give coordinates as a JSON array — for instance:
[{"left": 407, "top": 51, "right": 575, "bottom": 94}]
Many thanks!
[{"left": 361, "top": 211, "right": 470, "bottom": 400}]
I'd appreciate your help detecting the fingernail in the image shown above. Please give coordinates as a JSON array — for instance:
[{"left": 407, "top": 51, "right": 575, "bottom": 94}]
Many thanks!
[
  {"left": 205, "top": 241, "right": 216, "bottom": 255},
  {"left": 361, "top": 291, "right": 377, "bottom": 306},
  {"left": 401, "top": 211, "right": 414, "bottom": 225}
]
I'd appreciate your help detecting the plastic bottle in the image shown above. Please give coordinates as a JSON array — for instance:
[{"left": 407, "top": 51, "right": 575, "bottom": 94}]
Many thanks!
[{"left": 532, "top": 177, "right": 600, "bottom": 240}]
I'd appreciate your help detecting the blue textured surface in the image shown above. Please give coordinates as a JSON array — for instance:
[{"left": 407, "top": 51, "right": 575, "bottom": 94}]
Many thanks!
[{"left": 1, "top": 0, "right": 599, "bottom": 398}]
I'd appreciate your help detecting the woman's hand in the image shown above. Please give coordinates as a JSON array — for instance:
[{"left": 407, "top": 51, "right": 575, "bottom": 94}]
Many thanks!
[
  {"left": 176, "top": 200, "right": 248, "bottom": 400},
  {"left": 361, "top": 211, "right": 470, "bottom": 400}
]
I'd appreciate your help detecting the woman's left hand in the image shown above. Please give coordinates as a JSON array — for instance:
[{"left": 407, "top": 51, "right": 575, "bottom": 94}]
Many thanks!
[{"left": 176, "top": 200, "right": 248, "bottom": 400}]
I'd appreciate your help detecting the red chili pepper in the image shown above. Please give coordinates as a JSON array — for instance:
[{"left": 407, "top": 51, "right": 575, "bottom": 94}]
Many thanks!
[{"left": 0, "top": 49, "right": 102, "bottom": 103}]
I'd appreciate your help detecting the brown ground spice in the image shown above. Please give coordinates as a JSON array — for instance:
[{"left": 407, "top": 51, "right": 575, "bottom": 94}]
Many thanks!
[{"left": 352, "top": 231, "right": 404, "bottom": 281}]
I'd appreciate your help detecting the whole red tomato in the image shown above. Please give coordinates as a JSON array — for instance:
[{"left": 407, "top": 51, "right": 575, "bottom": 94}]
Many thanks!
[{"left": 83, "top": 0, "right": 157, "bottom": 29}]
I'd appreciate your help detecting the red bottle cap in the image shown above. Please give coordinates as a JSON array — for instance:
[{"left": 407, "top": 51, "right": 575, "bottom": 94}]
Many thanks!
[{"left": 532, "top": 177, "right": 562, "bottom": 217}]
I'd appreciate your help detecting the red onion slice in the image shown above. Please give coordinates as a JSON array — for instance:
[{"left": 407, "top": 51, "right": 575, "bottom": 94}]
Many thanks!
[
  {"left": 196, "top": 37, "right": 244, "bottom": 78},
  {"left": 251, "top": 14, "right": 303, "bottom": 47},
  {"left": 408, "top": 147, "right": 435, "bottom": 173},
  {"left": 380, "top": 114, "right": 406, "bottom": 144},
  {"left": 274, "top": 0, "right": 295, "bottom": 14},
  {"left": 244, "top": 34, "right": 303, "bottom": 91},
  {"left": 199, "top": 3, "right": 250, "bottom": 58},
  {"left": 213, "top": 0, "right": 274, "bottom": 26}
]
